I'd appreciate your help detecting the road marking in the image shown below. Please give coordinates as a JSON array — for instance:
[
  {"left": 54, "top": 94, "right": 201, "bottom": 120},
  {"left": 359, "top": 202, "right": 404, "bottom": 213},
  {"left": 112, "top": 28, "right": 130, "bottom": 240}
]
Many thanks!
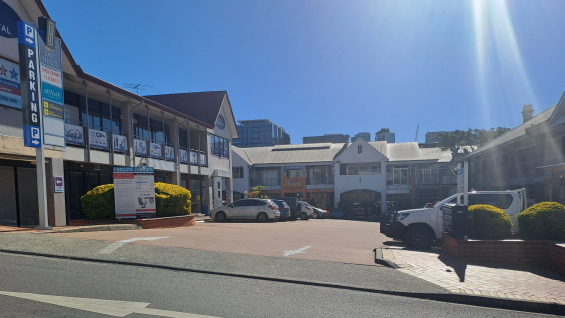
[
  {"left": 196, "top": 220, "right": 205, "bottom": 223},
  {"left": 0, "top": 291, "right": 218, "bottom": 317},
  {"left": 283, "top": 246, "right": 312, "bottom": 257},
  {"left": 98, "top": 237, "right": 171, "bottom": 254}
]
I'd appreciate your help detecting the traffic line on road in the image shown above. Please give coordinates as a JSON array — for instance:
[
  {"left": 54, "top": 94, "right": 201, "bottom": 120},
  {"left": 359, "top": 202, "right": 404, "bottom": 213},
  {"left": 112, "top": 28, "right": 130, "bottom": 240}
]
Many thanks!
[
  {"left": 98, "top": 237, "right": 171, "bottom": 254},
  {"left": 283, "top": 246, "right": 311, "bottom": 257},
  {"left": 0, "top": 290, "right": 218, "bottom": 317}
]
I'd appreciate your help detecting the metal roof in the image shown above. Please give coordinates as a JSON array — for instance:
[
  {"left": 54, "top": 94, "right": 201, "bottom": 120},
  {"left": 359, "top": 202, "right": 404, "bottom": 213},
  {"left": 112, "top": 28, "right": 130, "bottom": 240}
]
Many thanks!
[
  {"left": 231, "top": 146, "right": 253, "bottom": 165},
  {"left": 466, "top": 105, "right": 556, "bottom": 157}
]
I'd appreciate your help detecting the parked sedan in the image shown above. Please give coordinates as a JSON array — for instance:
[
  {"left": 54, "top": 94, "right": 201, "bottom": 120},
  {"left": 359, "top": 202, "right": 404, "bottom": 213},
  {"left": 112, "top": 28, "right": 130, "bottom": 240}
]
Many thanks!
[
  {"left": 272, "top": 200, "right": 291, "bottom": 221},
  {"left": 311, "top": 207, "right": 329, "bottom": 219},
  {"left": 210, "top": 199, "right": 280, "bottom": 222},
  {"left": 299, "top": 201, "right": 315, "bottom": 220}
]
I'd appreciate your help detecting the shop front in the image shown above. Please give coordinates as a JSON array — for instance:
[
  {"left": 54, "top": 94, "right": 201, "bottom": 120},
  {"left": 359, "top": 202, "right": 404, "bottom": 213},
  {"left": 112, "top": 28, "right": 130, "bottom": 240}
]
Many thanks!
[{"left": 338, "top": 189, "right": 382, "bottom": 217}]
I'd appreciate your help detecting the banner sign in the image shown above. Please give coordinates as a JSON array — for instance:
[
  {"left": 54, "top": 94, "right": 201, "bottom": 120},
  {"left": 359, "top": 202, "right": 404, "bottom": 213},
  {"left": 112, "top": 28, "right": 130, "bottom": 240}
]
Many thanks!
[
  {"left": 65, "top": 123, "right": 84, "bottom": 145},
  {"left": 113, "top": 167, "right": 156, "bottom": 219},
  {"left": 18, "top": 21, "right": 41, "bottom": 148},
  {"left": 113, "top": 134, "right": 127, "bottom": 152},
  {"left": 150, "top": 142, "right": 162, "bottom": 159},
  {"left": 165, "top": 146, "right": 174, "bottom": 161},
  {"left": 179, "top": 149, "right": 188, "bottom": 164},
  {"left": 89, "top": 128, "right": 107, "bottom": 149},
  {"left": 190, "top": 151, "right": 198, "bottom": 165},
  {"left": 284, "top": 165, "right": 303, "bottom": 170},
  {"left": 0, "top": 1, "right": 19, "bottom": 39},
  {"left": 54, "top": 176, "right": 63, "bottom": 193},
  {"left": 42, "top": 100, "right": 63, "bottom": 119},
  {"left": 0, "top": 57, "right": 21, "bottom": 109},
  {"left": 134, "top": 139, "right": 147, "bottom": 156},
  {"left": 199, "top": 153, "right": 207, "bottom": 166}
]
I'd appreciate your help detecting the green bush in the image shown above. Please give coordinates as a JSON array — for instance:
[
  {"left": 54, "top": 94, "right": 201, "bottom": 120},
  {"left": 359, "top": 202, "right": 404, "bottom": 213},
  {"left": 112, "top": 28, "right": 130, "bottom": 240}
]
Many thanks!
[
  {"left": 81, "top": 183, "right": 191, "bottom": 220},
  {"left": 467, "top": 204, "right": 512, "bottom": 240},
  {"left": 155, "top": 182, "right": 192, "bottom": 217},
  {"left": 80, "top": 184, "right": 116, "bottom": 220},
  {"left": 516, "top": 202, "right": 565, "bottom": 241}
]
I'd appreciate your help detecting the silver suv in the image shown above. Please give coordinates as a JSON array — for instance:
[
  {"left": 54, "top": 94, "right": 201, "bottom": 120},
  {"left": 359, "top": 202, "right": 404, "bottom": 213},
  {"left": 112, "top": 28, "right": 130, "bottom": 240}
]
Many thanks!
[{"left": 211, "top": 198, "right": 280, "bottom": 222}]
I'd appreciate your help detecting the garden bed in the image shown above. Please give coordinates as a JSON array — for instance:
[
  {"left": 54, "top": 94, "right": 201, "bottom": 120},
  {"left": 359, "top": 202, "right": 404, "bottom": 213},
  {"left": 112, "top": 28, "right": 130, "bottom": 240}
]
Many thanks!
[{"left": 69, "top": 215, "right": 196, "bottom": 229}]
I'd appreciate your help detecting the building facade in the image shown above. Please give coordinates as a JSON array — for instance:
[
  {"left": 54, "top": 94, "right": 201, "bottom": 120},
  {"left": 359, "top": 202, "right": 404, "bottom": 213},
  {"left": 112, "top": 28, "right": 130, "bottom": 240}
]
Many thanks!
[
  {"left": 232, "top": 119, "right": 290, "bottom": 148},
  {"left": 462, "top": 101, "right": 565, "bottom": 206},
  {"left": 376, "top": 128, "right": 395, "bottom": 143},
  {"left": 425, "top": 131, "right": 453, "bottom": 144},
  {"left": 351, "top": 132, "right": 371, "bottom": 143},
  {"left": 303, "top": 134, "right": 350, "bottom": 144},
  {"left": 0, "top": 0, "right": 238, "bottom": 227},
  {"left": 232, "top": 139, "right": 456, "bottom": 212}
]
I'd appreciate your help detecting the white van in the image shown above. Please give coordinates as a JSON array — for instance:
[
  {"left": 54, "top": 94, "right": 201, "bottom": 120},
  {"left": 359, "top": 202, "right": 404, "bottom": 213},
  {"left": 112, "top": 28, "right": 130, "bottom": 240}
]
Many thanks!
[{"left": 380, "top": 189, "right": 527, "bottom": 250}]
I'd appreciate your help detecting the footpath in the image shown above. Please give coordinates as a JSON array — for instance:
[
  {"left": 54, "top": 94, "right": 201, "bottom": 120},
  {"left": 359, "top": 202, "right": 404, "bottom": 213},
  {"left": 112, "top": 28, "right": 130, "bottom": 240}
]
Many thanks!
[{"left": 0, "top": 231, "right": 564, "bottom": 315}]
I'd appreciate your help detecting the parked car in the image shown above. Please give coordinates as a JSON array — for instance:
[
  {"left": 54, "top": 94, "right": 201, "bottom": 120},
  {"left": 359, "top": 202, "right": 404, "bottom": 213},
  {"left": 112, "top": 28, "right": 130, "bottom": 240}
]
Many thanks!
[
  {"left": 211, "top": 198, "right": 280, "bottom": 222},
  {"left": 299, "top": 201, "right": 315, "bottom": 220},
  {"left": 380, "top": 189, "right": 527, "bottom": 250},
  {"left": 270, "top": 197, "right": 301, "bottom": 220},
  {"left": 311, "top": 207, "right": 329, "bottom": 219},
  {"left": 272, "top": 200, "right": 291, "bottom": 221}
]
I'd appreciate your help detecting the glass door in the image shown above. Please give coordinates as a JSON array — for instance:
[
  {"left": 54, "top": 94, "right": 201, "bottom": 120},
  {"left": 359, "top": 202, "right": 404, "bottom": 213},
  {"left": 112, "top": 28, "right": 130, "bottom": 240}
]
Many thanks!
[{"left": 393, "top": 168, "right": 408, "bottom": 185}]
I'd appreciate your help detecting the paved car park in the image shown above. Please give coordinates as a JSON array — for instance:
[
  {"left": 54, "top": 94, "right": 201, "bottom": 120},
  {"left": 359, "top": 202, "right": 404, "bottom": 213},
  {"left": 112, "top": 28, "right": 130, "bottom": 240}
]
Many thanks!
[{"left": 54, "top": 219, "right": 388, "bottom": 265}]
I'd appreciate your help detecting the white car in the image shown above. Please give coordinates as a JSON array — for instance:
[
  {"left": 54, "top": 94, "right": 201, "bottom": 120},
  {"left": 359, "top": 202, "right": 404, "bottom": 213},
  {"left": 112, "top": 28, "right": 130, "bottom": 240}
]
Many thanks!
[
  {"left": 211, "top": 198, "right": 280, "bottom": 222},
  {"left": 299, "top": 201, "right": 315, "bottom": 220}
]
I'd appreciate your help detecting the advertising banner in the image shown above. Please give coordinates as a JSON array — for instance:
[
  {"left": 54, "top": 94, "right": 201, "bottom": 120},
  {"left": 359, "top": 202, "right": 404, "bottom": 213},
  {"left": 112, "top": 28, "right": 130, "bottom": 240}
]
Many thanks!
[
  {"left": 190, "top": 151, "right": 198, "bottom": 165},
  {"left": 150, "top": 142, "right": 162, "bottom": 159},
  {"left": 179, "top": 149, "right": 188, "bottom": 164},
  {"left": 199, "top": 153, "right": 207, "bottom": 166},
  {"left": 113, "top": 134, "right": 127, "bottom": 152},
  {"left": 89, "top": 128, "right": 108, "bottom": 149},
  {"left": 134, "top": 139, "right": 147, "bottom": 156},
  {"left": 0, "top": 57, "right": 21, "bottom": 109},
  {"left": 65, "top": 123, "right": 84, "bottom": 145},
  {"left": 54, "top": 176, "right": 63, "bottom": 193},
  {"left": 165, "top": 146, "right": 174, "bottom": 161},
  {"left": 113, "top": 167, "right": 156, "bottom": 219}
]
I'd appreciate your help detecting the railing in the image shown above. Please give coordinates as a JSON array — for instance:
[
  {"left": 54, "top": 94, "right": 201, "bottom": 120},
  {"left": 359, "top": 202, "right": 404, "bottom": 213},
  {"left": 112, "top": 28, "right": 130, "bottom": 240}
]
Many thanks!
[
  {"left": 442, "top": 175, "right": 457, "bottom": 184},
  {"left": 306, "top": 176, "right": 334, "bottom": 185},
  {"left": 415, "top": 174, "right": 438, "bottom": 185},
  {"left": 540, "top": 155, "right": 565, "bottom": 167},
  {"left": 250, "top": 178, "right": 281, "bottom": 189}
]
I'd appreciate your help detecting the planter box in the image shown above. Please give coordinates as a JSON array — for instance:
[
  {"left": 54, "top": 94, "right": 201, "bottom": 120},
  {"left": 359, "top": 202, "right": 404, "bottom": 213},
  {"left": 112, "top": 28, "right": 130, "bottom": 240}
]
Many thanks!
[
  {"left": 69, "top": 215, "right": 196, "bottom": 229},
  {"left": 442, "top": 233, "right": 565, "bottom": 276}
]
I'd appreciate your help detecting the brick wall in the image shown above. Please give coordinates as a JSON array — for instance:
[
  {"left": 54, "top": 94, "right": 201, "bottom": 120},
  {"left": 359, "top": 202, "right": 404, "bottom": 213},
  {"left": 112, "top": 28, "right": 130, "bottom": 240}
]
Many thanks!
[{"left": 442, "top": 233, "right": 565, "bottom": 276}]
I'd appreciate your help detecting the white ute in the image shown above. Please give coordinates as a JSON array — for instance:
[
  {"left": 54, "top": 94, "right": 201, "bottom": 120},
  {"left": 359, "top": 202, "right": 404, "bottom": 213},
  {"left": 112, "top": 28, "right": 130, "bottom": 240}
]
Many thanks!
[{"left": 380, "top": 189, "right": 527, "bottom": 250}]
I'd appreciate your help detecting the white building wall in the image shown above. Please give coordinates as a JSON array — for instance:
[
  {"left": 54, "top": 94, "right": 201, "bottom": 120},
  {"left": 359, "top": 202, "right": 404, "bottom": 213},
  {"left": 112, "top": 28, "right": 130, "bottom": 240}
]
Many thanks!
[
  {"left": 333, "top": 139, "right": 388, "bottom": 212},
  {"left": 231, "top": 150, "right": 250, "bottom": 198}
]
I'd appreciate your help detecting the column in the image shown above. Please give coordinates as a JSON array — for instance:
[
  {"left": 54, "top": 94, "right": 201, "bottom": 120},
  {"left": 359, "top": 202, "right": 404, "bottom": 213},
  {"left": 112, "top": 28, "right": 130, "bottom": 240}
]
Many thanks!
[
  {"left": 169, "top": 117, "right": 180, "bottom": 185},
  {"left": 46, "top": 158, "right": 66, "bottom": 226},
  {"left": 122, "top": 102, "right": 134, "bottom": 167}
]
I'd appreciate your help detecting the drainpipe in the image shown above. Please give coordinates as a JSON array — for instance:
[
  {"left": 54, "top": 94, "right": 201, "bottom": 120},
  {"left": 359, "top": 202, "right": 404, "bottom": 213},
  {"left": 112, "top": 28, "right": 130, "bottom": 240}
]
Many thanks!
[
  {"left": 186, "top": 118, "right": 191, "bottom": 174},
  {"left": 83, "top": 81, "right": 90, "bottom": 162},
  {"left": 129, "top": 100, "right": 144, "bottom": 167},
  {"left": 197, "top": 125, "right": 202, "bottom": 175},
  {"left": 108, "top": 90, "right": 113, "bottom": 165},
  {"left": 176, "top": 118, "right": 188, "bottom": 183}
]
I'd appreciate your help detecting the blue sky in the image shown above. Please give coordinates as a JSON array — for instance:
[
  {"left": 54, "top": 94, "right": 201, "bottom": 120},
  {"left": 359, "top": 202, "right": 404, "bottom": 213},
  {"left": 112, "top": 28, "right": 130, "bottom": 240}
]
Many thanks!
[{"left": 43, "top": 0, "right": 565, "bottom": 143}]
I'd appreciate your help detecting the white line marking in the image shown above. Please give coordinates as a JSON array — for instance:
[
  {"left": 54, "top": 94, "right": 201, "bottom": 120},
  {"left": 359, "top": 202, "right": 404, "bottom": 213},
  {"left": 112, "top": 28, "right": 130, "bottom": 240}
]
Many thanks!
[
  {"left": 283, "top": 246, "right": 312, "bottom": 257},
  {"left": 0, "top": 291, "right": 218, "bottom": 317},
  {"left": 98, "top": 236, "right": 171, "bottom": 254},
  {"left": 196, "top": 220, "right": 205, "bottom": 223}
]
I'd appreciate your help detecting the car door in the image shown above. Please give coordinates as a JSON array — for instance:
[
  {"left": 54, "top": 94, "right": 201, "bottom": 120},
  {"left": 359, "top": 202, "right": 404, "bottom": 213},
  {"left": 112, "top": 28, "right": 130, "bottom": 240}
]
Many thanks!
[
  {"left": 246, "top": 200, "right": 265, "bottom": 219},
  {"left": 228, "top": 199, "right": 248, "bottom": 219}
]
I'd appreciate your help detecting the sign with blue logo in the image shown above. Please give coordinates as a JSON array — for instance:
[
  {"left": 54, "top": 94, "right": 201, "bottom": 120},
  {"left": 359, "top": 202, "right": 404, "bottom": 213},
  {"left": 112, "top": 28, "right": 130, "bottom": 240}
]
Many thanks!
[
  {"left": 0, "top": 57, "right": 22, "bottom": 109},
  {"left": 41, "top": 82, "right": 63, "bottom": 104},
  {"left": 0, "top": 0, "right": 20, "bottom": 39},
  {"left": 18, "top": 21, "right": 42, "bottom": 148}
]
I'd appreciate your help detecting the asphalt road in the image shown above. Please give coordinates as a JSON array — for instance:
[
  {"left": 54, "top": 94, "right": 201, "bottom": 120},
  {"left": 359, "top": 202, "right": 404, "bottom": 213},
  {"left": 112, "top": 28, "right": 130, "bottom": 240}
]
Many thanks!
[{"left": 0, "top": 253, "right": 550, "bottom": 318}]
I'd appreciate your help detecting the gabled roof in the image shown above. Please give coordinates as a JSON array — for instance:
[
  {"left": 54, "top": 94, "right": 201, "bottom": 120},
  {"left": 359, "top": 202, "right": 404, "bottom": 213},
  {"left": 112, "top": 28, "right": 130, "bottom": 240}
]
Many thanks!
[
  {"left": 231, "top": 146, "right": 253, "bottom": 165},
  {"left": 144, "top": 91, "right": 231, "bottom": 128},
  {"left": 235, "top": 143, "right": 347, "bottom": 165},
  {"left": 466, "top": 105, "right": 556, "bottom": 158}
]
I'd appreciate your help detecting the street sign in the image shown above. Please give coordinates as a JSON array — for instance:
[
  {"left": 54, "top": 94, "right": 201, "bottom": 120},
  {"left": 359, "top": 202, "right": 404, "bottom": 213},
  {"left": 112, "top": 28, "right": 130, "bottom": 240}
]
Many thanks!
[
  {"left": 18, "top": 21, "right": 42, "bottom": 148},
  {"left": 38, "top": 17, "right": 56, "bottom": 51},
  {"left": 54, "top": 176, "right": 63, "bottom": 193}
]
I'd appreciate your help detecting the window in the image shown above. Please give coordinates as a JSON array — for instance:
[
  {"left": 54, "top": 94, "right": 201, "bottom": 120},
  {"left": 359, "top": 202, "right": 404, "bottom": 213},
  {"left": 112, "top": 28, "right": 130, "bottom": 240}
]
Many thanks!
[
  {"left": 210, "top": 134, "right": 229, "bottom": 159},
  {"left": 358, "top": 145, "right": 362, "bottom": 153},
  {"left": 346, "top": 164, "right": 381, "bottom": 175},
  {"left": 233, "top": 167, "right": 244, "bottom": 178}
]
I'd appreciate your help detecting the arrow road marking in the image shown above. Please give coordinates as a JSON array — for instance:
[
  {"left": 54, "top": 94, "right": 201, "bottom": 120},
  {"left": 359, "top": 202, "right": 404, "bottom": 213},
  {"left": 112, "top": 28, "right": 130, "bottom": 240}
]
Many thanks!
[
  {"left": 0, "top": 291, "right": 218, "bottom": 317},
  {"left": 283, "top": 246, "right": 312, "bottom": 257},
  {"left": 98, "top": 236, "right": 171, "bottom": 254}
]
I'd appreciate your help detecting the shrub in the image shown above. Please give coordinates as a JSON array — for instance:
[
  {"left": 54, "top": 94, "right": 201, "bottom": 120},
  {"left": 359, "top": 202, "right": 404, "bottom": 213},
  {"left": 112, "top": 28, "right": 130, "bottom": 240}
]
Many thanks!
[
  {"left": 516, "top": 202, "right": 565, "bottom": 241},
  {"left": 154, "top": 182, "right": 192, "bottom": 217},
  {"left": 467, "top": 204, "right": 512, "bottom": 240},
  {"left": 81, "top": 184, "right": 116, "bottom": 220},
  {"left": 81, "top": 183, "right": 191, "bottom": 220}
]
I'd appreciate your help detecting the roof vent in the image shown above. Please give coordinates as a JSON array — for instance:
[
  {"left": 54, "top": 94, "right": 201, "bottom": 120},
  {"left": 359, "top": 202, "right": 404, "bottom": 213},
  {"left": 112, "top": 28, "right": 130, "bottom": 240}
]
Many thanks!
[{"left": 522, "top": 105, "right": 534, "bottom": 123}]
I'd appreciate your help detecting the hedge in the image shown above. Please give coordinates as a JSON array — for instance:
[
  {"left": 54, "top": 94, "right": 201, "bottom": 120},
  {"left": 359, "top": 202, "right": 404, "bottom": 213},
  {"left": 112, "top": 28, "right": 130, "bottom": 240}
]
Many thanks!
[
  {"left": 81, "top": 183, "right": 191, "bottom": 220},
  {"left": 516, "top": 202, "right": 565, "bottom": 241},
  {"left": 468, "top": 204, "right": 512, "bottom": 240}
]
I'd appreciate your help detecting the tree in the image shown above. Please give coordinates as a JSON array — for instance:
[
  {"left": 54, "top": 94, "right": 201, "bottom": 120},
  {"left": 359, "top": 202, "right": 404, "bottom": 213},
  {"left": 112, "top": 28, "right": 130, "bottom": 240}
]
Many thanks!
[
  {"left": 438, "top": 128, "right": 510, "bottom": 149},
  {"left": 245, "top": 185, "right": 268, "bottom": 199}
]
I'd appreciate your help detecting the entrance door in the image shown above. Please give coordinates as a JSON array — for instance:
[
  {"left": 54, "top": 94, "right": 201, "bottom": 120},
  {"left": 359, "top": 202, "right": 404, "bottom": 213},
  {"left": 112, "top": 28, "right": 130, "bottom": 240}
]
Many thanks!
[
  {"left": 0, "top": 166, "right": 17, "bottom": 226},
  {"left": 17, "top": 167, "right": 39, "bottom": 227}
]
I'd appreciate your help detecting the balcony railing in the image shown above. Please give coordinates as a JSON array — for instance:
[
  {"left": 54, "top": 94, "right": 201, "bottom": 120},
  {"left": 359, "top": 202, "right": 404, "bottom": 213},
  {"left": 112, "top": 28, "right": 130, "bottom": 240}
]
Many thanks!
[
  {"left": 415, "top": 174, "right": 438, "bottom": 185},
  {"left": 250, "top": 178, "right": 281, "bottom": 189},
  {"left": 540, "top": 155, "right": 565, "bottom": 167},
  {"left": 306, "top": 176, "right": 334, "bottom": 186}
]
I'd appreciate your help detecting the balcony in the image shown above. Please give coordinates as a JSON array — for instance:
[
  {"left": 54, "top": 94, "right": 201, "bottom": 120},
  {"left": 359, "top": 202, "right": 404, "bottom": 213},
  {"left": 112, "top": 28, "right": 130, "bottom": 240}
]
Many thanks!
[
  {"left": 540, "top": 155, "right": 565, "bottom": 168},
  {"left": 306, "top": 176, "right": 334, "bottom": 189},
  {"left": 250, "top": 178, "right": 281, "bottom": 190}
]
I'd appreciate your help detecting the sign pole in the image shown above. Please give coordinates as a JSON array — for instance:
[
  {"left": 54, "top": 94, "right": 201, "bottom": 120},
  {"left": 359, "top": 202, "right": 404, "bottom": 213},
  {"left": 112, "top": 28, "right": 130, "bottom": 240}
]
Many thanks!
[
  {"left": 34, "top": 27, "right": 50, "bottom": 230},
  {"left": 464, "top": 160, "right": 469, "bottom": 206}
]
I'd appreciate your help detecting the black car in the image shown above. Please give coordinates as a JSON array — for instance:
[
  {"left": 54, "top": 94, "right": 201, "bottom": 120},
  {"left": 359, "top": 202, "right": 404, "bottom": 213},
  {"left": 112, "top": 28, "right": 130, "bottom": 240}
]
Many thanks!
[{"left": 270, "top": 197, "right": 300, "bottom": 220}]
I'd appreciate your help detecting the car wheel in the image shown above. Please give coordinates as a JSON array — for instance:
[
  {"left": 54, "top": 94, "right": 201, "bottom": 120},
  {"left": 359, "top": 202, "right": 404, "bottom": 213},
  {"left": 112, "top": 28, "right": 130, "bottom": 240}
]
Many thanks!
[
  {"left": 257, "top": 212, "right": 269, "bottom": 222},
  {"left": 299, "top": 212, "right": 309, "bottom": 220},
  {"left": 311, "top": 212, "right": 319, "bottom": 219},
  {"left": 215, "top": 211, "right": 227, "bottom": 222},
  {"left": 403, "top": 226, "right": 433, "bottom": 250}
]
